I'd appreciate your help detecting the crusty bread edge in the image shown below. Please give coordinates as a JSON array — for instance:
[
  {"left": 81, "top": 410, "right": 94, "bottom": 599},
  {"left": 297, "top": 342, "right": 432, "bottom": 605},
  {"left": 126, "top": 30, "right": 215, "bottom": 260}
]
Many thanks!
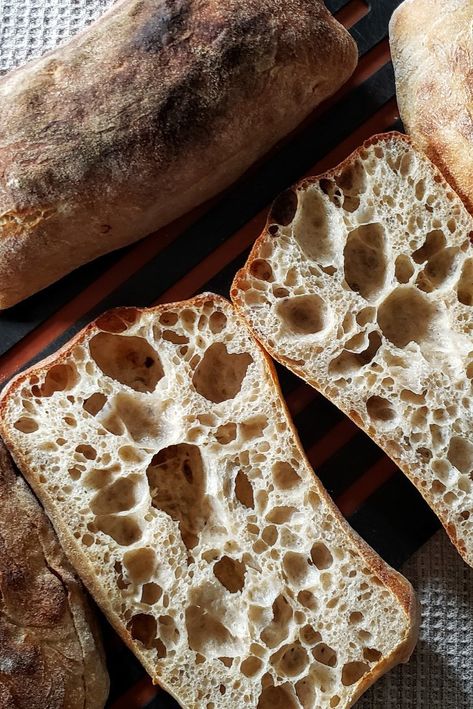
[
  {"left": 0, "top": 441, "right": 110, "bottom": 709},
  {"left": 65, "top": 575, "right": 111, "bottom": 709},
  {"left": 231, "top": 130, "right": 471, "bottom": 569},
  {"left": 0, "top": 293, "right": 418, "bottom": 707},
  {"left": 389, "top": 3, "right": 473, "bottom": 215}
]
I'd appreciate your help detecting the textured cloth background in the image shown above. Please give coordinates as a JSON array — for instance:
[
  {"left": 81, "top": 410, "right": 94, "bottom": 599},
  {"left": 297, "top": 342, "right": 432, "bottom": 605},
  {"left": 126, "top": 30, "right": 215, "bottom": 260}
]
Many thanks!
[
  {"left": 359, "top": 531, "right": 473, "bottom": 708},
  {"left": 1, "top": 2, "right": 472, "bottom": 708},
  {"left": 0, "top": 0, "right": 113, "bottom": 73}
]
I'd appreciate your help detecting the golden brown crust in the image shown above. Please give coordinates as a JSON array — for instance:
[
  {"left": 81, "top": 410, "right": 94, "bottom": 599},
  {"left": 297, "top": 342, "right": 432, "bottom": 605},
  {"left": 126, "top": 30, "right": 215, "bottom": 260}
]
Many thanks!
[
  {"left": 390, "top": 0, "right": 473, "bottom": 212},
  {"left": 0, "top": 294, "right": 417, "bottom": 707},
  {"left": 0, "top": 0, "right": 357, "bottom": 309},
  {"left": 0, "top": 441, "right": 109, "bottom": 709},
  {"left": 231, "top": 131, "right": 472, "bottom": 567}
]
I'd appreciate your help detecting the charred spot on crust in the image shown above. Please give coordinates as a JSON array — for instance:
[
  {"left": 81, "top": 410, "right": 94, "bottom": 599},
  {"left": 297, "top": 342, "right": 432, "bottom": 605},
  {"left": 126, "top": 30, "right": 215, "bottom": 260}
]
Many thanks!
[
  {"left": 156, "top": 69, "right": 211, "bottom": 148},
  {"left": 4, "top": 1, "right": 292, "bottom": 206},
  {"left": 151, "top": 9, "right": 274, "bottom": 150},
  {"left": 131, "top": 0, "right": 191, "bottom": 53}
]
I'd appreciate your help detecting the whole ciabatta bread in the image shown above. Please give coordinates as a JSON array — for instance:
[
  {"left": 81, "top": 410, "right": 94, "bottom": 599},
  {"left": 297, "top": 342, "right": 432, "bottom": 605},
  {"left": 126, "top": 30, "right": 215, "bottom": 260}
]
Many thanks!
[
  {"left": 0, "top": 0, "right": 357, "bottom": 309},
  {"left": 232, "top": 133, "right": 473, "bottom": 567},
  {"left": 390, "top": 0, "right": 473, "bottom": 212},
  {"left": 0, "top": 295, "right": 416, "bottom": 708},
  {"left": 0, "top": 441, "right": 109, "bottom": 708}
]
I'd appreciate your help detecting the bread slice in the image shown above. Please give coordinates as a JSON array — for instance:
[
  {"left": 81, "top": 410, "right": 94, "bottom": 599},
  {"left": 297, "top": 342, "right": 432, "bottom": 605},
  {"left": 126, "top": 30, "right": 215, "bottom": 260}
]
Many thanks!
[
  {"left": 232, "top": 132, "right": 473, "bottom": 567},
  {"left": 0, "top": 440, "right": 109, "bottom": 708},
  {"left": 0, "top": 295, "right": 416, "bottom": 709},
  {"left": 390, "top": 0, "right": 473, "bottom": 213}
]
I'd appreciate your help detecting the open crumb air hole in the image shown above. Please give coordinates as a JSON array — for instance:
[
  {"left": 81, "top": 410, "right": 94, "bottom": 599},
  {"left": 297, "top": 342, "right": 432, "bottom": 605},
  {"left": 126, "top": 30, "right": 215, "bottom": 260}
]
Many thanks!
[
  {"left": 146, "top": 443, "right": 212, "bottom": 550},
  {"left": 366, "top": 396, "right": 397, "bottom": 423},
  {"left": 344, "top": 223, "right": 387, "bottom": 301},
  {"left": 283, "top": 552, "right": 312, "bottom": 587},
  {"left": 213, "top": 556, "right": 246, "bottom": 593},
  {"left": 235, "top": 470, "right": 255, "bottom": 509},
  {"left": 257, "top": 684, "right": 298, "bottom": 709},
  {"left": 192, "top": 343, "right": 253, "bottom": 404},
  {"left": 260, "top": 595, "right": 292, "bottom": 649},
  {"left": 272, "top": 643, "right": 309, "bottom": 678},
  {"left": 83, "top": 392, "right": 107, "bottom": 416},
  {"left": 395, "top": 255, "right": 414, "bottom": 284},
  {"left": 272, "top": 461, "right": 301, "bottom": 490},
  {"left": 86, "top": 470, "right": 146, "bottom": 546},
  {"left": 31, "top": 363, "right": 78, "bottom": 397},
  {"left": 98, "top": 392, "right": 163, "bottom": 442},
  {"left": 185, "top": 588, "right": 240, "bottom": 658},
  {"left": 276, "top": 295, "right": 329, "bottom": 336},
  {"left": 312, "top": 643, "right": 337, "bottom": 667},
  {"left": 123, "top": 547, "right": 158, "bottom": 584},
  {"left": 95, "top": 308, "right": 137, "bottom": 333},
  {"left": 447, "top": 437, "right": 473, "bottom": 475},
  {"left": 293, "top": 189, "right": 337, "bottom": 264},
  {"left": 216, "top": 422, "right": 237, "bottom": 444},
  {"left": 458, "top": 259, "right": 473, "bottom": 306},
  {"left": 377, "top": 286, "right": 440, "bottom": 348},
  {"left": 89, "top": 333, "right": 164, "bottom": 392},
  {"left": 329, "top": 331, "right": 382, "bottom": 377}
]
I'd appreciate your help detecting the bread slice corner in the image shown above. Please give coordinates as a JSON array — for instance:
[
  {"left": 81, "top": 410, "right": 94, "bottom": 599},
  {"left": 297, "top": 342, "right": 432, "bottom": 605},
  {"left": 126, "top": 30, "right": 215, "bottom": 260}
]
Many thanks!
[{"left": 0, "top": 293, "right": 417, "bottom": 708}]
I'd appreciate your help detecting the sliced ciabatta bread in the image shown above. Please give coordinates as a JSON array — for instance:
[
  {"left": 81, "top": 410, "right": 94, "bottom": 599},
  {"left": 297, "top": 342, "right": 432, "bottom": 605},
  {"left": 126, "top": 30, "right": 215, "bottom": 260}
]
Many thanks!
[
  {"left": 232, "top": 133, "right": 473, "bottom": 567},
  {"left": 0, "top": 441, "right": 109, "bottom": 708},
  {"left": 0, "top": 295, "right": 416, "bottom": 709}
]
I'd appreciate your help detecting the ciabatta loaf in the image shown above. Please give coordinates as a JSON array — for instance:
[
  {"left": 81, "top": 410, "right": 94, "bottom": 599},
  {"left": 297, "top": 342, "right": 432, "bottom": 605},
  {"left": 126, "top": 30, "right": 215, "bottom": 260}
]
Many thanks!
[
  {"left": 390, "top": 0, "right": 473, "bottom": 212},
  {"left": 0, "top": 0, "right": 357, "bottom": 309},
  {"left": 232, "top": 133, "right": 473, "bottom": 567},
  {"left": 0, "top": 441, "right": 109, "bottom": 708},
  {"left": 0, "top": 295, "right": 416, "bottom": 709}
]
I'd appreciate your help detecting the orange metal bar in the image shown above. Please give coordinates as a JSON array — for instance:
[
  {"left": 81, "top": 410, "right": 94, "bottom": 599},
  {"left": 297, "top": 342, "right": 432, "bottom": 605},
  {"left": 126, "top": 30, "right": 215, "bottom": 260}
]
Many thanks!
[
  {"left": 336, "top": 457, "right": 398, "bottom": 517},
  {"left": 335, "top": 0, "right": 370, "bottom": 30},
  {"left": 307, "top": 418, "right": 359, "bottom": 469}
]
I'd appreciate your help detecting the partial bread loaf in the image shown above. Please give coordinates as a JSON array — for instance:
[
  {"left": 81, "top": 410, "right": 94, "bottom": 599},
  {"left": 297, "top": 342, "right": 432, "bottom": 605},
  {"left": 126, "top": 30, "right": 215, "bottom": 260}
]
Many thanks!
[
  {"left": 0, "top": 295, "right": 416, "bottom": 708},
  {"left": 390, "top": 0, "right": 473, "bottom": 212},
  {"left": 0, "top": 441, "right": 109, "bottom": 708},
  {"left": 232, "top": 133, "right": 473, "bottom": 567},
  {"left": 0, "top": 0, "right": 357, "bottom": 309}
]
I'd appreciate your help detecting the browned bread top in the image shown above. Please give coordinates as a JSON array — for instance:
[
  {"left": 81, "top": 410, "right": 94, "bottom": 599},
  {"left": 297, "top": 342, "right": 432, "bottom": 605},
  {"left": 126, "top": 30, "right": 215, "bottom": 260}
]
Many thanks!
[
  {"left": 0, "top": 0, "right": 353, "bottom": 205},
  {"left": 0, "top": 0, "right": 357, "bottom": 308},
  {"left": 390, "top": 0, "right": 473, "bottom": 212},
  {"left": 0, "top": 441, "right": 109, "bottom": 709}
]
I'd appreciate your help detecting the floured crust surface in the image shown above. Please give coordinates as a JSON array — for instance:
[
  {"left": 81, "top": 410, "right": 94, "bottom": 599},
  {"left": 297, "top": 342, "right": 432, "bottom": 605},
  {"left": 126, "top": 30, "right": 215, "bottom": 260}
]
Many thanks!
[
  {"left": 0, "top": 295, "right": 416, "bottom": 709},
  {"left": 390, "top": 0, "right": 473, "bottom": 212},
  {"left": 0, "top": 441, "right": 109, "bottom": 709},
  {"left": 0, "top": 0, "right": 357, "bottom": 308},
  {"left": 232, "top": 132, "right": 473, "bottom": 567}
]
